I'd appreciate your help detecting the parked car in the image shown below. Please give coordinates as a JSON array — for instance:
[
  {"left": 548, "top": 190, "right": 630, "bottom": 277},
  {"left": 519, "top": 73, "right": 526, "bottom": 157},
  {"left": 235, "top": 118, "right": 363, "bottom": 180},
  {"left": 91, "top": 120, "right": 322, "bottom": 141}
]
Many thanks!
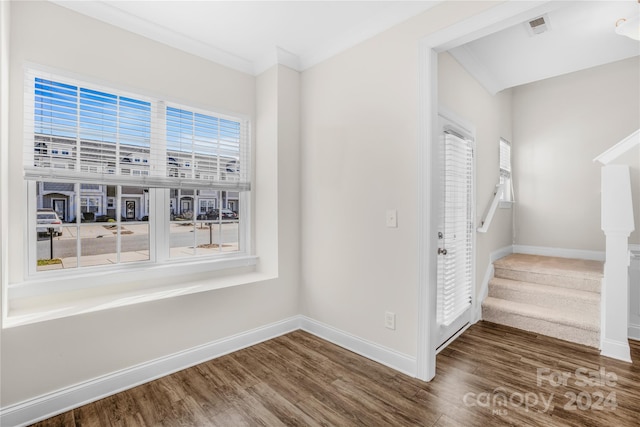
[
  {"left": 37, "top": 209, "right": 62, "bottom": 236},
  {"left": 219, "top": 209, "right": 238, "bottom": 219},
  {"left": 196, "top": 209, "right": 238, "bottom": 221},
  {"left": 197, "top": 209, "right": 219, "bottom": 220}
]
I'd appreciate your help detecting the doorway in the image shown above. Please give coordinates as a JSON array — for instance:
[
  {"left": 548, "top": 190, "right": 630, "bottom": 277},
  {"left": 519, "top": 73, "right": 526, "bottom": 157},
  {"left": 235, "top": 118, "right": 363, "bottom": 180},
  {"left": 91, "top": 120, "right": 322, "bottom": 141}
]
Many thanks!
[
  {"left": 52, "top": 198, "right": 66, "bottom": 222},
  {"left": 125, "top": 200, "right": 136, "bottom": 220},
  {"left": 416, "top": 1, "right": 547, "bottom": 381},
  {"left": 436, "top": 115, "right": 475, "bottom": 349}
]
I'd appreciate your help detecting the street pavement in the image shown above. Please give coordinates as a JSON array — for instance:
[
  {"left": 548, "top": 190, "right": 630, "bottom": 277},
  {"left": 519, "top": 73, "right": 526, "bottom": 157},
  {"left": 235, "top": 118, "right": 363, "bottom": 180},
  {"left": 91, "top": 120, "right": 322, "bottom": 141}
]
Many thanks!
[{"left": 37, "top": 221, "right": 240, "bottom": 271}]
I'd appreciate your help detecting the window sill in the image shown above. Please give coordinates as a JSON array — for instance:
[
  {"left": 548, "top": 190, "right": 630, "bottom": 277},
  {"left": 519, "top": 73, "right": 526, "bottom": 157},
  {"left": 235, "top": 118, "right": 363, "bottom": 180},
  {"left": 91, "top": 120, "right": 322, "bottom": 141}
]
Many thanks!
[{"left": 4, "top": 255, "right": 264, "bottom": 328}]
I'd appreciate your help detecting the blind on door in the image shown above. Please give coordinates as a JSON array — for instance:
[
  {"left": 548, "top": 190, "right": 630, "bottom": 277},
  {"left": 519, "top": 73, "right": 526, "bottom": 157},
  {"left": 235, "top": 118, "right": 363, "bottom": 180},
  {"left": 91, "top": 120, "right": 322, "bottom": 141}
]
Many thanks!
[{"left": 437, "top": 131, "right": 474, "bottom": 326}]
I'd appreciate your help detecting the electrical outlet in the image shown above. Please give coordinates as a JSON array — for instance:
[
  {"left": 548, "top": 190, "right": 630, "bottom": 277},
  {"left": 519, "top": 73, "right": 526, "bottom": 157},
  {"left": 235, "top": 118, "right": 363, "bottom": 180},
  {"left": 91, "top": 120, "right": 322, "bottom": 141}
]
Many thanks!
[{"left": 385, "top": 311, "right": 396, "bottom": 330}]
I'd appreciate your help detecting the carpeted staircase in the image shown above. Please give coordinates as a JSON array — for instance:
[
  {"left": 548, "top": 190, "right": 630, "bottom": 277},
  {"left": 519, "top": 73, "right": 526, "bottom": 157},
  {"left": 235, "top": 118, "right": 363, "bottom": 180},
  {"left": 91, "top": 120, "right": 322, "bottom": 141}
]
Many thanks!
[{"left": 482, "top": 253, "right": 603, "bottom": 348}]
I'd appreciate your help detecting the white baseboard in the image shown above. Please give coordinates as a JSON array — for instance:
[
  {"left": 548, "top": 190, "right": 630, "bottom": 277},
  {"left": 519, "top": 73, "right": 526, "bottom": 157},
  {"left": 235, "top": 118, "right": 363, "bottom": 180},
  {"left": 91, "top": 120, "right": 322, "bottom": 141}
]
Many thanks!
[
  {"left": 476, "top": 245, "right": 513, "bottom": 322},
  {"left": 629, "top": 324, "right": 640, "bottom": 341},
  {"left": 476, "top": 264, "right": 493, "bottom": 322},
  {"left": 0, "top": 316, "right": 419, "bottom": 426},
  {"left": 490, "top": 246, "right": 515, "bottom": 264},
  {"left": 513, "top": 245, "right": 605, "bottom": 261},
  {"left": 0, "top": 316, "right": 301, "bottom": 427},
  {"left": 299, "top": 316, "right": 417, "bottom": 377},
  {"left": 600, "top": 338, "right": 632, "bottom": 363}
]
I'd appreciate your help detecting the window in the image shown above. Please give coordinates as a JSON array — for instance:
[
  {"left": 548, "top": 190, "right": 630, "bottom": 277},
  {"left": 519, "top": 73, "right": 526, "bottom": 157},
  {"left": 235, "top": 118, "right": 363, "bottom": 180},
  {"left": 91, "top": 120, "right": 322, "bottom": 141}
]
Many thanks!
[
  {"left": 80, "top": 196, "right": 101, "bottom": 213},
  {"left": 25, "top": 69, "right": 251, "bottom": 274},
  {"left": 499, "top": 138, "right": 512, "bottom": 203}
]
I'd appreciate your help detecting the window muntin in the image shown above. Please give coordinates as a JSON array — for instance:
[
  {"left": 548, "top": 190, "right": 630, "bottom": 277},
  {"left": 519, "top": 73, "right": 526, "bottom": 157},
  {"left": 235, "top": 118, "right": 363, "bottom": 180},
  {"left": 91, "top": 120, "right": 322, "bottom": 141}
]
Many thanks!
[
  {"left": 169, "top": 189, "right": 242, "bottom": 259},
  {"left": 26, "top": 69, "right": 251, "bottom": 275},
  {"left": 34, "top": 181, "right": 152, "bottom": 272}
]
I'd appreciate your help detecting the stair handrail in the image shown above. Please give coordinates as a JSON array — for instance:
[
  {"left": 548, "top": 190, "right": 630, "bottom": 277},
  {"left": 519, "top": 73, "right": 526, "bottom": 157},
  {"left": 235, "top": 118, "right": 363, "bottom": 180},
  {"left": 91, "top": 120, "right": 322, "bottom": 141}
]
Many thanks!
[
  {"left": 593, "top": 129, "right": 639, "bottom": 165},
  {"left": 477, "top": 182, "right": 504, "bottom": 233}
]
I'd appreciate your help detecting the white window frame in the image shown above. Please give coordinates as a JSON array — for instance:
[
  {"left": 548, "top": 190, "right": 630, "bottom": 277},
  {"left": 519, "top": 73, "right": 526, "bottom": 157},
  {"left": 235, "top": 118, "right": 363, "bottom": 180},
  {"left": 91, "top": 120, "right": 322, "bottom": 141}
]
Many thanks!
[
  {"left": 20, "top": 67, "right": 256, "bottom": 297},
  {"left": 499, "top": 137, "right": 513, "bottom": 206}
]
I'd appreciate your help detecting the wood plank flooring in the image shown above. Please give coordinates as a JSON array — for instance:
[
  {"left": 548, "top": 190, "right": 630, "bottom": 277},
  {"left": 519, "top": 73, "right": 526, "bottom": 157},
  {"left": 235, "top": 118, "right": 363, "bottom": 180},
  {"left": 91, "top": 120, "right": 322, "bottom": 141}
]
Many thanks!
[{"left": 30, "top": 321, "right": 640, "bottom": 426}]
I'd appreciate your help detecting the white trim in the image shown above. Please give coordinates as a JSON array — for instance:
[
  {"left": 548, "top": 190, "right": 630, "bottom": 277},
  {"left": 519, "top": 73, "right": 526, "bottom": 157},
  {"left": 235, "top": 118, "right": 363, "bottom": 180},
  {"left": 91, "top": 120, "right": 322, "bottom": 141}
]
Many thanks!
[
  {"left": 0, "top": 315, "right": 423, "bottom": 425},
  {"left": 416, "top": 42, "right": 437, "bottom": 382},
  {"left": 435, "top": 1, "right": 562, "bottom": 92},
  {"left": 600, "top": 337, "right": 632, "bottom": 363},
  {"left": 476, "top": 245, "right": 513, "bottom": 322},
  {"left": 593, "top": 129, "right": 640, "bottom": 165},
  {"left": 448, "top": 44, "right": 503, "bottom": 95},
  {"left": 491, "top": 246, "right": 515, "bottom": 264},
  {"left": 0, "top": 316, "right": 301, "bottom": 427},
  {"left": 477, "top": 264, "right": 493, "bottom": 323},
  {"left": 299, "top": 316, "right": 417, "bottom": 377},
  {"left": 0, "top": 0, "right": 9, "bottom": 326},
  {"left": 438, "top": 106, "right": 476, "bottom": 139},
  {"left": 629, "top": 244, "right": 640, "bottom": 341},
  {"left": 416, "top": 0, "right": 550, "bottom": 384},
  {"left": 513, "top": 245, "right": 605, "bottom": 262},
  {"left": 5, "top": 262, "right": 263, "bottom": 329},
  {"left": 629, "top": 324, "right": 640, "bottom": 341},
  {"left": 427, "top": 1, "right": 559, "bottom": 53},
  {"left": 436, "top": 322, "right": 471, "bottom": 355},
  {"left": 49, "top": 1, "right": 256, "bottom": 75}
]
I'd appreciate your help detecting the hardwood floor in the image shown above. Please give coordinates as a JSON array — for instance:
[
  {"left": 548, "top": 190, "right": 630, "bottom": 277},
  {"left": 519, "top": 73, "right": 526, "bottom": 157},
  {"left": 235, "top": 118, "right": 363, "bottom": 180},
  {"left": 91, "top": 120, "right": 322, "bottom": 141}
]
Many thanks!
[{"left": 31, "top": 322, "right": 640, "bottom": 426}]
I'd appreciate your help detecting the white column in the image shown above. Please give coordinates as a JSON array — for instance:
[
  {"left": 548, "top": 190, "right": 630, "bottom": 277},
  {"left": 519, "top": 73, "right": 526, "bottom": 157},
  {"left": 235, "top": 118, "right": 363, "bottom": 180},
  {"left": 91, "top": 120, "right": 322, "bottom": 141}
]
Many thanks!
[{"left": 600, "top": 165, "right": 634, "bottom": 362}]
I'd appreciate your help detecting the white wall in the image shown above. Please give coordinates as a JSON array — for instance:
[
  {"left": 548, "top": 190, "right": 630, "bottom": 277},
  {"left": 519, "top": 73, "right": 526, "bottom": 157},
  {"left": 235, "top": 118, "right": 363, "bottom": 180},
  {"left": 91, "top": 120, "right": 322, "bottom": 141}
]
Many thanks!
[
  {"left": 299, "top": 1, "right": 501, "bottom": 357},
  {"left": 9, "top": 0, "right": 622, "bottom": 414},
  {"left": 1, "top": 1, "right": 300, "bottom": 406},
  {"left": 438, "top": 52, "right": 513, "bottom": 304},
  {"left": 513, "top": 57, "right": 640, "bottom": 251}
]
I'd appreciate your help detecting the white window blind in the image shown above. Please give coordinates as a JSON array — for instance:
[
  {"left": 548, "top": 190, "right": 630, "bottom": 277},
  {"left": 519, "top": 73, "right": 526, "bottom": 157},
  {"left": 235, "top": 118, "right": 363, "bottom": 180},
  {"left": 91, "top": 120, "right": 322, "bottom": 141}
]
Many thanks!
[
  {"left": 499, "top": 138, "right": 512, "bottom": 202},
  {"left": 23, "top": 69, "right": 250, "bottom": 191},
  {"left": 499, "top": 138, "right": 511, "bottom": 178},
  {"left": 437, "top": 131, "right": 473, "bottom": 326}
]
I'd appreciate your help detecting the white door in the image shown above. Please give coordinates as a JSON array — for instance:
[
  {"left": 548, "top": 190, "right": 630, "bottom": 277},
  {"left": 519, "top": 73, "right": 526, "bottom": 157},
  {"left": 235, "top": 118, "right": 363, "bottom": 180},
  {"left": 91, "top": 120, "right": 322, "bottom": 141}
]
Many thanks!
[{"left": 436, "top": 122, "right": 475, "bottom": 349}]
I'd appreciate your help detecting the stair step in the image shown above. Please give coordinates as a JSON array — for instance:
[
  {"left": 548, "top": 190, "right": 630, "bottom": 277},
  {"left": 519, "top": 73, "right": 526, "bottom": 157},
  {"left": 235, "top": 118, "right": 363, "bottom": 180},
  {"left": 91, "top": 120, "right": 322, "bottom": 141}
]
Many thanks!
[
  {"left": 494, "top": 254, "right": 603, "bottom": 292},
  {"left": 482, "top": 297, "right": 600, "bottom": 348},
  {"left": 488, "top": 277, "right": 600, "bottom": 314}
]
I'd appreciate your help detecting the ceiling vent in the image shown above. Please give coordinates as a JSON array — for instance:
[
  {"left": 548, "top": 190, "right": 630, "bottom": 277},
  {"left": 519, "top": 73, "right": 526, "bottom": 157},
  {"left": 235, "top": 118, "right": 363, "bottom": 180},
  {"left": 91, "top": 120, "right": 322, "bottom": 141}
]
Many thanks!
[{"left": 525, "top": 14, "right": 551, "bottom": 36}]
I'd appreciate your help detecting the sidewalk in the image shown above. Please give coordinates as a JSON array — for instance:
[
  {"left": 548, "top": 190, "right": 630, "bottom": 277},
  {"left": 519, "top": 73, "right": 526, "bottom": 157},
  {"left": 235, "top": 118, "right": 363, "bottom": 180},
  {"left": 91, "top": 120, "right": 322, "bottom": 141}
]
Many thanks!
[
  {"left": 56, "top": 222, "right": 223, "bottom": 239},
  {"left": 38, "top": 243, "right": 239, "bottom": 270}
]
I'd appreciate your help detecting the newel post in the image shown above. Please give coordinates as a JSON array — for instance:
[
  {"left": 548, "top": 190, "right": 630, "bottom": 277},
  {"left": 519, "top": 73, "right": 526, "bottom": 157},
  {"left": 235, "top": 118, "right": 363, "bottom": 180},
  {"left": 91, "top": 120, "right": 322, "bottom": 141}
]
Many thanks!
[{"left": 600, "top": 164, "right": 634, "bottom": 362}]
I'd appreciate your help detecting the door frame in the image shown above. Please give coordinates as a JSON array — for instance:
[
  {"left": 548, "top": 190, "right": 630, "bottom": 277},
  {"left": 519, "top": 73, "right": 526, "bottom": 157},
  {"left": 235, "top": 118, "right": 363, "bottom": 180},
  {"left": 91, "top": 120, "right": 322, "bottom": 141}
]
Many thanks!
[{"left": 416, "top": 1, "right": 556, "bottom": 381}]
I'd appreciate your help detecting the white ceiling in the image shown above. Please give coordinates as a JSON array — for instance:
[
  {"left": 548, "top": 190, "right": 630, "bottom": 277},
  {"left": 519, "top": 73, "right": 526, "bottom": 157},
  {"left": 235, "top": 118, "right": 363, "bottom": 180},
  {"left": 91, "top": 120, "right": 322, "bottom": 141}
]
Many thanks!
[
  {"left": 51, "top": 0, "right": 640, "bottom": 89},
  {"left": 51, "top": 0, "right": 441, "bottom": 75},
  {"left": 449, "top": 1, "right": 640, "bottom": 94}
]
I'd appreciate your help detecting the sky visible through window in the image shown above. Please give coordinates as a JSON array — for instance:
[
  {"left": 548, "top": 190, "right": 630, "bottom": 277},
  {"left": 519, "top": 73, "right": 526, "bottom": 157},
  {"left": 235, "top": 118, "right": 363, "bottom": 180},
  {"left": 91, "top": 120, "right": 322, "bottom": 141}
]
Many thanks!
[
  {"left": 34, "top": 78, "right": 241, "bottom": 158},
  {"left": 166, "top": 107, "right": 240, "bottom": 157},
  {"left": 35, "top": 78, "right": 151, "bottom": 147}
]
